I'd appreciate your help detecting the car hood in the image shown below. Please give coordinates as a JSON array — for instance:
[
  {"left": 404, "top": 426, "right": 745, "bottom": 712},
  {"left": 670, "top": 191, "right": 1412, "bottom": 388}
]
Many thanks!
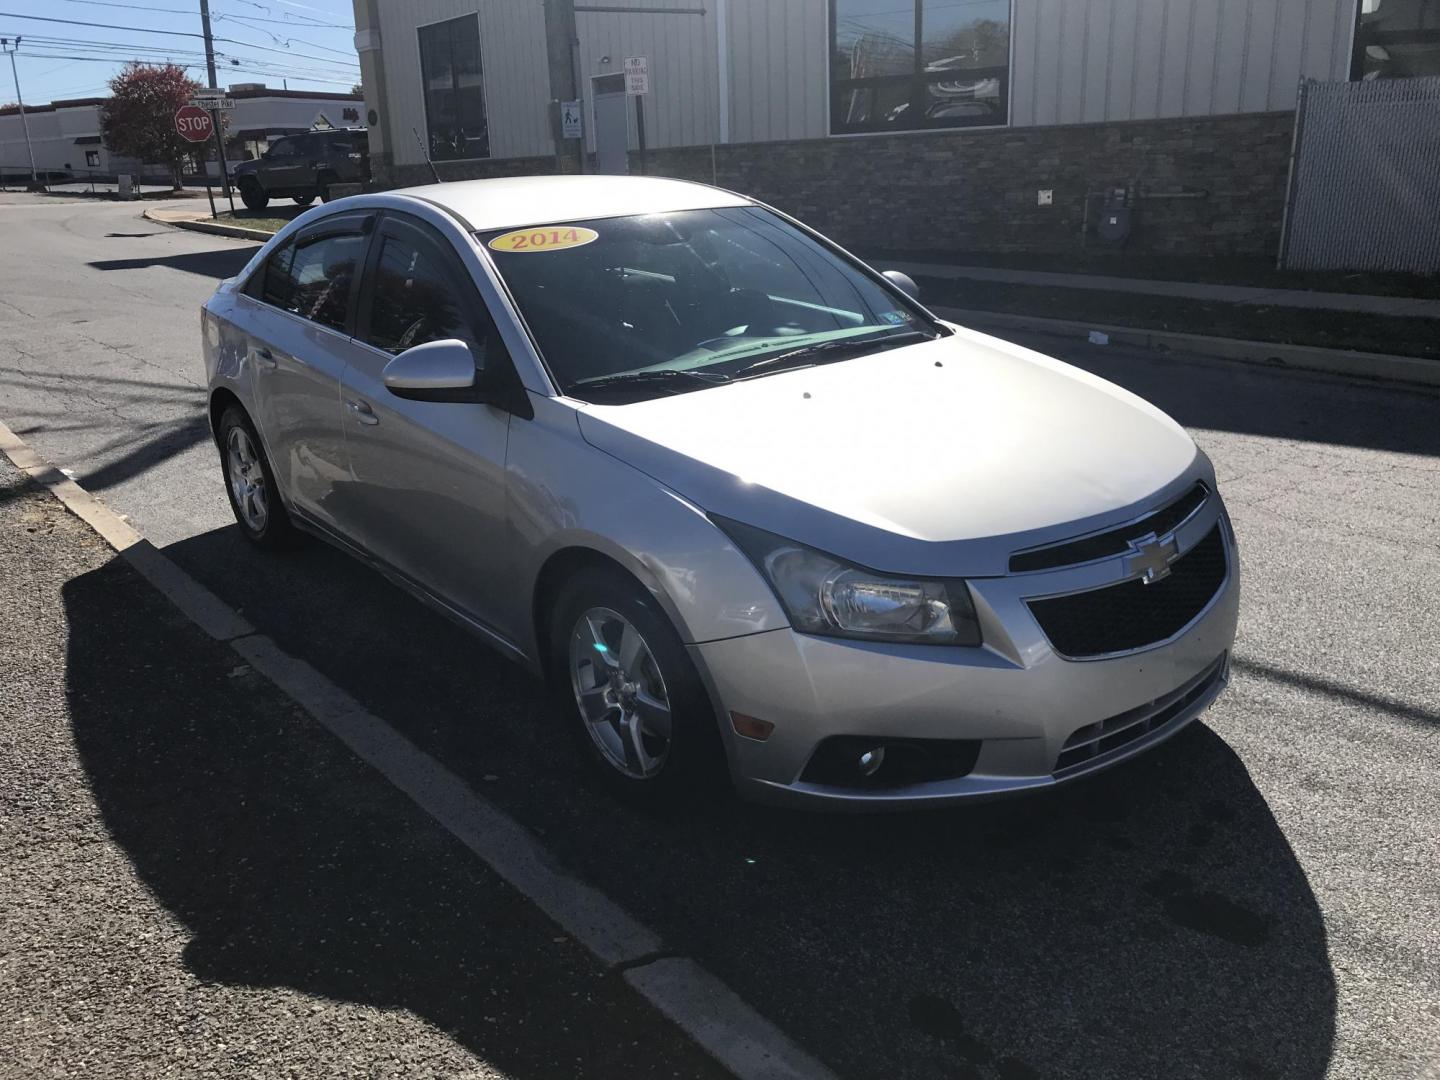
[{"left": 574, "top": 327, "right": 1201, "bottom": 577}]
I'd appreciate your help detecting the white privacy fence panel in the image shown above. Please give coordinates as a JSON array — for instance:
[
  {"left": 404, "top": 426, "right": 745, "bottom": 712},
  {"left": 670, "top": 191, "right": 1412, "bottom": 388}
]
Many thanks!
[{"left": 1281, "top": 77, "right": 1440, "bottom": 274}]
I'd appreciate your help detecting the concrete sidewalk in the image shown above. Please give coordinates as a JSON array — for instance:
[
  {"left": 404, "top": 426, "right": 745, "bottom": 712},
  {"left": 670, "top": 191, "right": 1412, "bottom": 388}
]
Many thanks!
[
  {"left": 145, "top": 204, "right": 280, "bottom": 242},
  {"left": 882, "top": 260, "right": 1440, "bottom": 318}
]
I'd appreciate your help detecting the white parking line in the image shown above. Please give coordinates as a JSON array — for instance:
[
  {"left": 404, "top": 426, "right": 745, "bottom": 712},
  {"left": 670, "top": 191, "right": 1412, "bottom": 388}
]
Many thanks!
[{"left": 0, "top": 416, "right": 838, "bottom": 1080}]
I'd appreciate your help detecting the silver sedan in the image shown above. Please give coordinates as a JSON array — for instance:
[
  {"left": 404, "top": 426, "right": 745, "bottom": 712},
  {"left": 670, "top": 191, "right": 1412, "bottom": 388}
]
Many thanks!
[{"left": 202, "top": 175, "right": 1238, "bottom": 809}]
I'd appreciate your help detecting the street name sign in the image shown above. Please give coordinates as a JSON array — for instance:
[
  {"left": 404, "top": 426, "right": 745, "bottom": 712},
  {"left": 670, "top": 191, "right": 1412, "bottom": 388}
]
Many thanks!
[
  {"left": 624, "top": 56, "right": 649, "bottom": 96},
  {"left": 174, "top": 105, "right": 215, "bottom": 143}
]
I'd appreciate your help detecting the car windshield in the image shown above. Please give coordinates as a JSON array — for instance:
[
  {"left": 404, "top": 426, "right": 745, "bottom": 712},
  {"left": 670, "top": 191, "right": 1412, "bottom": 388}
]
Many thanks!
[{"left": 479, "top": 207, "right": 942, "bottom": 403}]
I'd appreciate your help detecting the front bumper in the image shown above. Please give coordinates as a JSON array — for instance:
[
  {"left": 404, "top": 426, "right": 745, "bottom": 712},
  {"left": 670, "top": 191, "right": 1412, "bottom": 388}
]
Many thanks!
[{"left": 690, "top": 507, "right": 1240, "bottom": 810}]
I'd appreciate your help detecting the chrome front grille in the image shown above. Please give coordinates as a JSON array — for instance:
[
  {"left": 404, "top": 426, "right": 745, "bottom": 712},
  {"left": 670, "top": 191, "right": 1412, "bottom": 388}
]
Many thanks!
[
  {"left": 1010, "top": 482, "right": 1209, "bottom": 574},
  {"left": 1053, "top": 653, "right": 1228, "bottom": 776}
]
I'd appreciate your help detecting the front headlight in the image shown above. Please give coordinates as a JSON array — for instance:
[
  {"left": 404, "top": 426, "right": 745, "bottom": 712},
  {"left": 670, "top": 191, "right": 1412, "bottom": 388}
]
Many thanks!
[{"left": 714, "top": 516, "right": 981, "bottom": 646}]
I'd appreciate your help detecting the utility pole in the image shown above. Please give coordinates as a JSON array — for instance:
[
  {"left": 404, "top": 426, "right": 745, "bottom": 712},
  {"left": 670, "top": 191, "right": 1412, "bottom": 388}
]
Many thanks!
[
  {"left": 196, "top": 0, "right": 233, "bottom": 203},
  {"left": 542, "top": 0, "right": 584, "bottom": 173},
  {"left": 0, "top": 37, "right": 39, "bottom": 188},
  {"left": 198, "top": 0, "right": 218, "bottom": 88}
]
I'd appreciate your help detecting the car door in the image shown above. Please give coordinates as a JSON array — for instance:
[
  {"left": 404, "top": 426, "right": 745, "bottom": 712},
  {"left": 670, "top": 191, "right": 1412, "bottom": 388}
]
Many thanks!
[
  {"left": 336, "top": 211, "right": 516, "bottom": 635},
  {"left": 240, "top": 210, "right": 373, "bottom": 530},
  {"left": 259, "top": 134, "right": 312, "bottom": 193}
]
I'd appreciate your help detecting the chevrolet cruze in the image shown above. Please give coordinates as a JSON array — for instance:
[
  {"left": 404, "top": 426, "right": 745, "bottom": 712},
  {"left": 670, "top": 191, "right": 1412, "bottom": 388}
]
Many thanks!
[{"left": 202, "top": 175, "right": 1239, "bottom": 809}]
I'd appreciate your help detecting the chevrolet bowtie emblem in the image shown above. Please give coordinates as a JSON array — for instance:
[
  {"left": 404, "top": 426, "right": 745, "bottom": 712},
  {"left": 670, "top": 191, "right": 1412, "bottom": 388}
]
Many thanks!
[{"left": 1126, "top": 533, "right": 1180, "bottom": 585}]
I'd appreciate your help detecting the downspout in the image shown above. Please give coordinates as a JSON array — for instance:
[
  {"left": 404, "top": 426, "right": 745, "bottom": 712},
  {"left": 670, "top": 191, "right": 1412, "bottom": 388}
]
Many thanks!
[{"left": 715, "top": 0, "right": 730, "bottom": 145}]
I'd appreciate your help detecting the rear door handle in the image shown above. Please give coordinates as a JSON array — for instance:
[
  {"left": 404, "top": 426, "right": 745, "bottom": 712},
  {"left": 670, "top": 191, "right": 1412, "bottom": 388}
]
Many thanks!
[
  {"left": 347, "top": 399, "right": 379, "bottom": 426},
  {"left": 252, "top": 346, "right": 276, "bottom": 369}
]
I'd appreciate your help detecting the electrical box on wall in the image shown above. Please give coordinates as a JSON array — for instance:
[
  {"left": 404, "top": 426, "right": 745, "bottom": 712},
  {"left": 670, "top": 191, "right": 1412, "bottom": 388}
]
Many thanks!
[{"left": 1037, "top": 189, "right": 1054, "bottom": 206}]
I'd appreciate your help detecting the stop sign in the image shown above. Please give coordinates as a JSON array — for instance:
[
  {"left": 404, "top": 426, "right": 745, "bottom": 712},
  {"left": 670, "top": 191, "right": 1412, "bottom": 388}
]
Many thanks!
[{"left": 174, "top": 105, "right": 214, "bottom": 143}]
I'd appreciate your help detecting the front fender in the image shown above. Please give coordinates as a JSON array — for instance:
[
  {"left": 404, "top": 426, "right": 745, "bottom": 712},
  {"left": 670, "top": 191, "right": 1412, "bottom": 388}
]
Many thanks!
[{"left": 504, "top": 396, "right": 788, "bottom": 659}]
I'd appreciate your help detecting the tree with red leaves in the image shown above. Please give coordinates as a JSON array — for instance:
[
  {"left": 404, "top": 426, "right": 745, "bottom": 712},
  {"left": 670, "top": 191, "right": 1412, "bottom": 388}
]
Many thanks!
[{"left": 100, "top": 63, "right": 203, "bottom": 190}]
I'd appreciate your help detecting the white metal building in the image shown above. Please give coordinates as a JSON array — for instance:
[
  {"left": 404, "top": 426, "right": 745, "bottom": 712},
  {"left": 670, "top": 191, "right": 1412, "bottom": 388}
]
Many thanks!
[
  {"left": 348, "top": 0, "right": 1425, "bottom": 174},
  {"left": 0, "top": 86, "right": 363, "bottom": 182}
]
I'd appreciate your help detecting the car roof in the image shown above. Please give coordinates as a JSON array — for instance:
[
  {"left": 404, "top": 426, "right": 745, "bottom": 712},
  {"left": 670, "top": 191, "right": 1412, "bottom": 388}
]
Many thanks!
[{"left": 388, "top": 174, "right": 754, "bottom": 232}]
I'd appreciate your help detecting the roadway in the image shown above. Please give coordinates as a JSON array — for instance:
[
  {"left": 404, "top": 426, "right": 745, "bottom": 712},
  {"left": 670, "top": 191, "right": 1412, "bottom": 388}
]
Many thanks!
[{"left": 1, "top": 190, "right": 1436, "bottom": 1080}]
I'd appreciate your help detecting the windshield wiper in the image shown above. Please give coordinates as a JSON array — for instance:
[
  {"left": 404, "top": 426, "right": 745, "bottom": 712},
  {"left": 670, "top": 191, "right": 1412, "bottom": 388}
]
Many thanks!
[
  {"left": 729, "top": 330, "right": 934, "bottom": 381},
  {"left": 573, "top": 368, "right": 733, "bottom": 397}
]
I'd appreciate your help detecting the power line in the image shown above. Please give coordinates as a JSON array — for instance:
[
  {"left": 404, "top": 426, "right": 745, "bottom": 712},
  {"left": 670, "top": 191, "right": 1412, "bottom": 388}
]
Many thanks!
[
  {"left": 214, "top": 14, "right": 356, "bottom": 56},
  {"left": 8, "top": 34, "right": 357, "bottom": 79},
  {"left": 0, "top": 11, "right": 358, "bottom": 67},
  {"left": 17, "top": 51, "right": 359, "bottom": 81},
  {"left": 215, "top": 5, "right": 348, "bottom": 28},
  {"left": 46, "top": 0, "right": 350, "bottom": 29},
  {"left": 7, "top": 46, "right": 360, "bottom": 86}
]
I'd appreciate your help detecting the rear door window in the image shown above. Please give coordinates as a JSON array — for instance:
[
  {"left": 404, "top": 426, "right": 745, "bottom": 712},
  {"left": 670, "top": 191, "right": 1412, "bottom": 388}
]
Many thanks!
[{"left": 244, "top": 213, "right": 373, "bottom": 332}]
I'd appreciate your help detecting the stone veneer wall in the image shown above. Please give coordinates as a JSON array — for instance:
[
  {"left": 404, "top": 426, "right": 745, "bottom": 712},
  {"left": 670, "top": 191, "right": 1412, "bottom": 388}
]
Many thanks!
[{"left": 634, "top": 111, "right": 1296, "bottom": 260}]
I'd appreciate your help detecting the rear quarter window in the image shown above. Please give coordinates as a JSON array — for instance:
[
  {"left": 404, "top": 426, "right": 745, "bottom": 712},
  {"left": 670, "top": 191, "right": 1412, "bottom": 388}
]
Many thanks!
[{"left": 243, "top": 241, "right": 297, "bottom": 308}]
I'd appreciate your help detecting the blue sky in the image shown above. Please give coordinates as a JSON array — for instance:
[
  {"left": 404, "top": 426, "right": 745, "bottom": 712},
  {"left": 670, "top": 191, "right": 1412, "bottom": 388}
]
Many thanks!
[{"left": 0, "top": 0, "right": 359, "bottom": 105}]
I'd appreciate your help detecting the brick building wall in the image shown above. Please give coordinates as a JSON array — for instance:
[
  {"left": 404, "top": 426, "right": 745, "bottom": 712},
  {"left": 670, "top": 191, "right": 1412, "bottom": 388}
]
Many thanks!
[{"left": 636, "top": 112, "right": 1297, "bottom": 260}]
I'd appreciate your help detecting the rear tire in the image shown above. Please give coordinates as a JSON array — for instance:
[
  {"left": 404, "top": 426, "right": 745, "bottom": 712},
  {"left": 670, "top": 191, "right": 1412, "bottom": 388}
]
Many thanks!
[
  {"left": 293, "top": 192, "right": 315, "bottom": 207},
  {"left": 549, "top": 566, "right": 729, "bottom": 809},
  {"left": 217, "top": 405, "right": 294, "bottom": 550},
  {"left": 317, "top": 171, "right": 338, "bottom": 203},
  {"left": 238, "top": 179, "right": 268, "bottom": 211}
]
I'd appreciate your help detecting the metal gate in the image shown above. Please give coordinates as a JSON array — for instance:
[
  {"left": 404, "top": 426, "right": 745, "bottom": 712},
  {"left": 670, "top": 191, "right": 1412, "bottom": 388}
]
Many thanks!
[{"left": 1280, "top": 77, "right": 1440, "bottom": 274}]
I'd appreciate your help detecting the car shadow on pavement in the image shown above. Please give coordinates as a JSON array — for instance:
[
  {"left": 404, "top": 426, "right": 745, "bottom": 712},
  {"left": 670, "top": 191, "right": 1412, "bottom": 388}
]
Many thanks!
[
  {"left": 63, "top": 522, "right": 1340, "bottom": 1080},
  {"left": 61, "top": 556, "right": 729, "bottom": 1078},
  {"left": 87, "top": 248, "right": 255, "bottom": 280}
]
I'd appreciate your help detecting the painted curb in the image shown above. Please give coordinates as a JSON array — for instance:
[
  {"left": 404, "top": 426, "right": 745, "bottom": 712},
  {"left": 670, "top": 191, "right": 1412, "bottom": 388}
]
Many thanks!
[
  {"left": 935, "top": 305, "right": 1440, "bottom": 391},
  {"left": 0, "top": 416, "right": 839, "bottom": 1080},
  {"left": 143, "top": 207, "right": 274, "bottom": 242}
]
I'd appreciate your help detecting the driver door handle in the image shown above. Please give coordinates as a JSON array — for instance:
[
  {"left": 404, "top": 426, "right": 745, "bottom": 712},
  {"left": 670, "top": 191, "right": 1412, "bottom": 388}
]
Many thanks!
[{"left": 347, "top": 398, "right": 379, "bottom": 426}]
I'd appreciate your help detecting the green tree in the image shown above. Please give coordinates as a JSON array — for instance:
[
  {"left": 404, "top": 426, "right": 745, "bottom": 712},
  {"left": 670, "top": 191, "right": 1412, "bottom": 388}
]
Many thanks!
[{"left": 99, "top": 63, "right": 203, "bottom": 190}]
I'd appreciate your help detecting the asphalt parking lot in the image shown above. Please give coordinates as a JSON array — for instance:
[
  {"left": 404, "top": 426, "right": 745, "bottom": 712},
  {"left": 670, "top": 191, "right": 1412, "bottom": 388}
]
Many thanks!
[{"left": 1, "top": 192, "right": 1437, "bottom": 1080}]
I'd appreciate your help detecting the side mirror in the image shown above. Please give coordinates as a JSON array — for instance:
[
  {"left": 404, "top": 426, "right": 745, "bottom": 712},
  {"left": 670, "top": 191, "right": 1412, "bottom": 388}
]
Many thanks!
[
  {"left": 260, "top": 150, "right": 271, "bottom": 160},
  {"left": 881, "top": 269, "right": 921, "bottom": 301},
  {"left": 383, "top": 339, "right": 485, "bottom": 402}
]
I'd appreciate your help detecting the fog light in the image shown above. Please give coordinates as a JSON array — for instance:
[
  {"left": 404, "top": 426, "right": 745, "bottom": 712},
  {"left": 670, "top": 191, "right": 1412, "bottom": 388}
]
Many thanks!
[
  {"left": 858, "top": 747, "right": 886, "bottom": 777},
  {"left": 730, "top": 712, "right": 775, "bottom": 741}
]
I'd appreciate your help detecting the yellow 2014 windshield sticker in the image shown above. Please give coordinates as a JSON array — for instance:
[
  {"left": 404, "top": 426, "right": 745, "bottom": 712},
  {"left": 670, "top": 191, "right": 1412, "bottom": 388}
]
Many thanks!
[{"left": 488, "top": 226, "right": 599, "bottom": 253}]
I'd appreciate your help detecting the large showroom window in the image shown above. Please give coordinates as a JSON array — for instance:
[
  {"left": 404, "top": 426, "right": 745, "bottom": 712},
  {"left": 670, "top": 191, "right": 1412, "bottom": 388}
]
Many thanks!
[
  {"left": 831, "top": 0, "right": 1011, "bottom": 133},
  {"left": 1353, "top": 0, "right": 1440, "bottom": 79},
  {"left": 418, "top": 14, "right": 490, "bottom": 160}
]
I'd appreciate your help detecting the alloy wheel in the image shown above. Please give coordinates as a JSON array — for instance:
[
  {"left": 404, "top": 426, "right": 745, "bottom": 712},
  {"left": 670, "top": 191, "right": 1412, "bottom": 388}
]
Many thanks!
[
  {"left": 568, "top": 606, "right": 673, "bottom": 779},
  {"left": 226, "top": 426, "right": 269, "bottom": 533}
]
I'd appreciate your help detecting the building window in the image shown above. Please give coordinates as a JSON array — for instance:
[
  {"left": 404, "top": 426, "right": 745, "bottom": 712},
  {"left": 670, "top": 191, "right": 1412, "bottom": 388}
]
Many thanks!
[
  {"left": 418, "top": 14, "right": 489, "bottom": 160},
  {"left": 1353, "top": 0, "right": 1440, "bottom": 80},
  {"left": 831, "top": 0, "right": 1010, "bottom": 133},
  {"left": 85, "top": 150, "right": 100, "bottom": 167}
]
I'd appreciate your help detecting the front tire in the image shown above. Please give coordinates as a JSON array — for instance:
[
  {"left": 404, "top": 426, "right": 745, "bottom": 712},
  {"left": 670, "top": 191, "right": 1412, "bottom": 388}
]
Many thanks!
[
  {"left": 238, "top": 179, "right": 269, "bottom": 211},
  {"left": 217, "top": 406, "right": 294, "bottom": 549},
  {"left": 293, "top": 192, "right": 315, "bottom": 207},
  {"left": 549, "top": 567, "right": 728, "bottom": 809}
]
